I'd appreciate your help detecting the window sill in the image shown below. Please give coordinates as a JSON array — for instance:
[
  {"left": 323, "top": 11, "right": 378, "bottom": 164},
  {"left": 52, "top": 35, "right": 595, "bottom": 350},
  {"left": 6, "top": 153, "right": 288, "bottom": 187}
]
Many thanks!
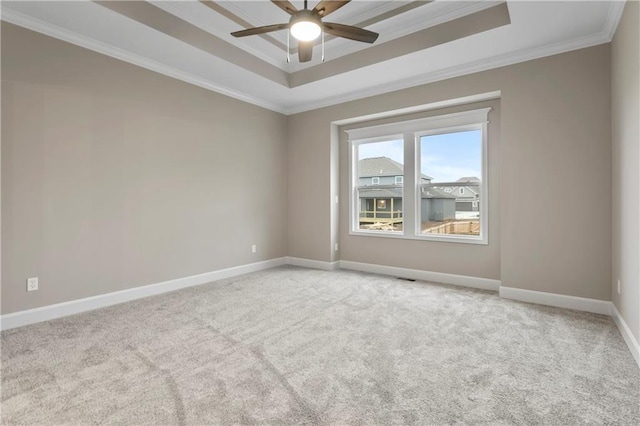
[{"left": 349, "top": 229, "right": 488, "bottom": 245}]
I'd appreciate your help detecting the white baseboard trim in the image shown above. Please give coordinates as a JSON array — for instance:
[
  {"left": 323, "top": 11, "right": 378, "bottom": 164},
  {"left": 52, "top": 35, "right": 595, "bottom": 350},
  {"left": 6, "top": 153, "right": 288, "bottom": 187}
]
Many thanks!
[
  {"left": 610, "top": 303, "right": 640, "bottom": 368},
  {"left": 4, "top": 257, "right": 639, "bottom": 371},
  {"left": 286, "top": 257, "right": 339, "bottom": 271},
  {"left": 0, "top": 257, "right": 287, "bottom": 331},
  {"left": 339, "top": 260, "right": 501, "bottom": 291},
  {"left": 499, "top": 286, "right": 611, "bottom": 315}
]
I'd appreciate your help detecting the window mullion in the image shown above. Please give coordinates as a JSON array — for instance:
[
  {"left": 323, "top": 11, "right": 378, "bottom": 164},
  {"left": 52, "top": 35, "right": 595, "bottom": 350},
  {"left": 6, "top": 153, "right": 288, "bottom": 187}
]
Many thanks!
[{"left": 403, "top": 133, "right": 416, "bottom": 236}]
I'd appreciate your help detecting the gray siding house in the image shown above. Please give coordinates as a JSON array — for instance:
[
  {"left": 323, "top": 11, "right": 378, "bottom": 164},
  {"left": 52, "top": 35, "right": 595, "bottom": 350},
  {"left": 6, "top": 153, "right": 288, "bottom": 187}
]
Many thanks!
[
  {"left": 441, "top": 177, "right": 481, "bottom": 212},
  {"left": 357, "top": 157, "right": 455, "bottom": 224},
  {"left": 420, "top": 187, "right": 456, "bottom": 221}
]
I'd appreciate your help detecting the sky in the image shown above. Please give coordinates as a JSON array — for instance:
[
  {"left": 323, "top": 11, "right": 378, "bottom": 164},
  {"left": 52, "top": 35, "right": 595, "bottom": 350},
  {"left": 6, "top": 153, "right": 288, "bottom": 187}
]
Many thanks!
[{"left": 358, "top": 130, "right": 481, "bottom": 183}]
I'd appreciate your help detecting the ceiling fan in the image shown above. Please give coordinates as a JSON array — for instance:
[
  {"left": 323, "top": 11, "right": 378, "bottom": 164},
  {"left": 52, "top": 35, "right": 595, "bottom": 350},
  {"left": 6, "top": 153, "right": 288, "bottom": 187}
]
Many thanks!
[{"left": 230, "top": 0, "right": 379, "bottom": 63}]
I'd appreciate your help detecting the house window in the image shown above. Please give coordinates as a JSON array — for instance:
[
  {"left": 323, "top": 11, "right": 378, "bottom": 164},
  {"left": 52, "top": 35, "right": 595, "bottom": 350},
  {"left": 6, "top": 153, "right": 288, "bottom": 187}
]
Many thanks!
[
  {"left": 347, "top": 107, "right": 489, "bottom": 244},
  {"left": 352, "top": 139, "right": 404, "bottom": 233}
]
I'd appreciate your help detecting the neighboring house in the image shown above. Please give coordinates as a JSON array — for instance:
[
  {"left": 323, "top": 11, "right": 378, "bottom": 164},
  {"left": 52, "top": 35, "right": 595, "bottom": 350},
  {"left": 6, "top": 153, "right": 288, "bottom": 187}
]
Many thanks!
[
  {"left": 358, "top": 156, "right": 404, "bottom": 186},
  {"left": 420, "top": 186, "right": 456, "bottom": 221},
  {"left": 358, "top": 187, "right": 403, "bottom": 224},
  {"left": 442, "top": 177, "right": 481, "bottom": 212},
  {"left": 357, "top": 156, "right": 433, "bottom": 186},
  {"left": 357, "top": 157, "right": 410, "bottom": 224},
  {"left": 357, "top": 157, "right": 455, "bottom": 224}
]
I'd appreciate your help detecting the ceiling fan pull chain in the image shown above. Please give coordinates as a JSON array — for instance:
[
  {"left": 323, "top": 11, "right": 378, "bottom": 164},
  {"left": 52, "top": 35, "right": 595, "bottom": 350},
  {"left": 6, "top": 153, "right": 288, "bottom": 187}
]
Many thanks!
[
  {"left": 322, "top": 28, "right": 325, "bottom": 62},
  {"left": 286, "top": 30, "right": 290, "bottom": 63}
]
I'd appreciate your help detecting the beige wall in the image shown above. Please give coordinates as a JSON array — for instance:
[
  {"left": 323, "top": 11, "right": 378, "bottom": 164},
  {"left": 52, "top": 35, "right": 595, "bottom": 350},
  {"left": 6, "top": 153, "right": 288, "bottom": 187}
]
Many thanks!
[
  {"left": 612, "top": 0, "right": 640, "bottom": 341},
  {"left": 288, "top": 44, "right": 612, "bottom": 300},
  {"left": 1, "top": 21, "right": 617, "bottom": 316},
  {"left": 1, "top": 24, "right": 288, "bottom": 315}
]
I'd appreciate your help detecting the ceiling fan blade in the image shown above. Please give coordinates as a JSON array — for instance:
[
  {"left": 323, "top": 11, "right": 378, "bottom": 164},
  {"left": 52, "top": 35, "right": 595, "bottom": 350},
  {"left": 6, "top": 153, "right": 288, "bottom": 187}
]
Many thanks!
[
  {"left": 312, "top": 0, "right": 350, "bottom": 17},
  {"left": 231, "top": 23, "right": 289, "bottom": 38},
  {"left": 298, "top": 41, "right": 313, "bottom": 62},
  {"left": 271, "top": 0, "right": 298, "bottom": 15},
  {"left": 323, "top": 22, "right": 379, "bottom": 43}
]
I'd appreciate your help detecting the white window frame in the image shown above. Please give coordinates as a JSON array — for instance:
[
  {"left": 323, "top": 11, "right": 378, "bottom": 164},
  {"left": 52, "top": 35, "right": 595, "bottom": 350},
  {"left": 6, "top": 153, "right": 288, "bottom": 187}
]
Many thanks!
[
  {"left": 346, "top": 108, "right": 490, "bottom": 244},
  {"left": 395, "top": 176, "right": 404, "bottom": 185},
  {"left": 372, "top": 177, "right": 380, "bottom": 185}
]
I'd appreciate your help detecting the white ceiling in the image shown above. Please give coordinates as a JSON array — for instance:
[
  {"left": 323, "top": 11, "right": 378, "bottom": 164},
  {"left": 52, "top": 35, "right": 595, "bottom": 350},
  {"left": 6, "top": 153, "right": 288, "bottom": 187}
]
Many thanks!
[{"left": 1, "top": 1, "right": 625, "bottom": 114}]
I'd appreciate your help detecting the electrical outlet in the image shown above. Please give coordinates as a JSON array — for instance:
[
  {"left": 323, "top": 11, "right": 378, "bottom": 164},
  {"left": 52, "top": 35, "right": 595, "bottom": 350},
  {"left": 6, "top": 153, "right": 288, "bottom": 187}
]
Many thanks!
[
  {"left": 334, "top": 243, "right": 339, "bottom": 251},
  {"left": 617, "top": 279, "right": 621, "bottom": 295},
  {"left": 251, "top": 244, "right": 257, "bottom": 254},
  {"left": 27, "top": 277, "right": 39, "bottom": 292}
]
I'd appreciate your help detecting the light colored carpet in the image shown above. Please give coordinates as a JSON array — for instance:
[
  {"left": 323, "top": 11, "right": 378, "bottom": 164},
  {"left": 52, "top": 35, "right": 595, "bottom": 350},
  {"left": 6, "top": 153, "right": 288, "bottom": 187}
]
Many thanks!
[{"left": 1, "top": 266, "right": 639, "bottom": 425}]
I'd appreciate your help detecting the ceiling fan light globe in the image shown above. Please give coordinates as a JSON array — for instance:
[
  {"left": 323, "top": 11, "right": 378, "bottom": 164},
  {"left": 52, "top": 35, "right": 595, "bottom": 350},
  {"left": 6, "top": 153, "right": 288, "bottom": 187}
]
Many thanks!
[{"left": 291, "top": 21, "right": 321, "bottom": 41}]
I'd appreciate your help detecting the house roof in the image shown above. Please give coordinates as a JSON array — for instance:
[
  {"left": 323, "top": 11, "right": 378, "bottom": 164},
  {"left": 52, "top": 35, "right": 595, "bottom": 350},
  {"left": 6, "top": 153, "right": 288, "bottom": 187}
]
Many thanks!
[
  {"left": 358, "top": 188, "right": 402, "bottom": 199},
  {"left": 456, "top": 177, "right": 481, "bottom": 183},
  {"left": 358, "top": 187, "right": 455, "bottom": 200},
  {"left": 430, "top": 177, "right": 482, "bottom": 198},
  {"left": 359, "top": 157, "right": 433, "bottom": 180},
  {"left": 358, "top": 157, "right": 403, "bottom": 178},
  {"left": 421, "top": 187, "right": 456, "bottom": 199}
]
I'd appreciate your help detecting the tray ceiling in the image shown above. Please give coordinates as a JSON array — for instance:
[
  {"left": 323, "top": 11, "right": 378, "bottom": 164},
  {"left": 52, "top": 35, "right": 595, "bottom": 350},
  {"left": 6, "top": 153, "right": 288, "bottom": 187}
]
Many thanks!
[{"left": 1, "top": 1, "right": 625, "bottom": 114}]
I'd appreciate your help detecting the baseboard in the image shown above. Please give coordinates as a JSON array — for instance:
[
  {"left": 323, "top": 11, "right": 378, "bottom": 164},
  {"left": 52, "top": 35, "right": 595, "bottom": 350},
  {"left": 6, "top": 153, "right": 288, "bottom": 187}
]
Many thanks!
[
  {"left": 0, "top": 257, "right": 287, "bottom": 331},
  {"left": 499, "top": 286, "right": 611, "bottom": 315},
  {"left": 339, "top": 260, "right": 501, "bottom": 291},
  {"left": 4, "top": 257, "right": 638, "bottom": 371},
  {"left": 286, "top": 257, "right": 339, "bottom": 271},
  {"left": 610, "top": 303, "right": 640, "bottom": 368}
]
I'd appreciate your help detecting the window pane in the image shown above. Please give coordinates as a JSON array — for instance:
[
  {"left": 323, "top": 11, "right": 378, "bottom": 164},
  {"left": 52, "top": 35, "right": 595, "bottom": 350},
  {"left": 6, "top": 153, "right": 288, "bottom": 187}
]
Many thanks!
[
  {"left": 419, "top": 130, "right": 481, "bottom": 236},
  {"left": 356, "top": 140, "right": 403, "bottom": 232}
]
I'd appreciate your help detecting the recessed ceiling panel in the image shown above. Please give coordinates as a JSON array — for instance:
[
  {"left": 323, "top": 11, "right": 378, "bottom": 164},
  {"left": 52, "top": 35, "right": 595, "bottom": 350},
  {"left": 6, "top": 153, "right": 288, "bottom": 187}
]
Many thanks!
[{"left": 0, "top": 1, "right": 624, "bottom": 114}]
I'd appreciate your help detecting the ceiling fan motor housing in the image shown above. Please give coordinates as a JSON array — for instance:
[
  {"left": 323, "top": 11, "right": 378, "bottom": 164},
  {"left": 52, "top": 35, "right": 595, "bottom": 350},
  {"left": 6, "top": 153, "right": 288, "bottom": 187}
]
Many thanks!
[{"left": 289, "top": 9, "right": 322, "bottom": 31}]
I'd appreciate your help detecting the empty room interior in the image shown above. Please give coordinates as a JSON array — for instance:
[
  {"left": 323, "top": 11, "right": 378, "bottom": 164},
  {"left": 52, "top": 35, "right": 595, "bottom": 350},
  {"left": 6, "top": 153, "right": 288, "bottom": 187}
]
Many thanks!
[{"left": 1, "top": 0, "right": 639, "bottom": 424}]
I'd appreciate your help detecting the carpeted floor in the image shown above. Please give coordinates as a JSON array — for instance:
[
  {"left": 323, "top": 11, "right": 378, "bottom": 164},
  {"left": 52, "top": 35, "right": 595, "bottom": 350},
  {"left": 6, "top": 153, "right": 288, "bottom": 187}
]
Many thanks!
[{"left": 1, "top": 266, "right": 639, "bottom": 425}]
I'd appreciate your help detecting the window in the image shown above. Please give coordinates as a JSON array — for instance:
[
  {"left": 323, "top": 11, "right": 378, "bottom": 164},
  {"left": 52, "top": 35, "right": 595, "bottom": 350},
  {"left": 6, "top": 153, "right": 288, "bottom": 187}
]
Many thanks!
[
  {"left": 419, "top": 130, "right": 482, "bottom": 238},
  {"left": 347, "top": 108, "right": 489, "bottom": 244},
  {"left": 353, "top": 139, "right": 404, "bottom": 232}
]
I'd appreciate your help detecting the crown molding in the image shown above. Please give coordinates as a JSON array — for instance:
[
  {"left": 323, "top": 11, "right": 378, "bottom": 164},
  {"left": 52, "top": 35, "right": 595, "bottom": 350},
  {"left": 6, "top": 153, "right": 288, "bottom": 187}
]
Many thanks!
[
  {"left": 1, "top": 8, "right": 286, "bottom": 114},
  {"left": 603, "top": 0, "right": 626, "bottom": 41},
  {"left": 1, "top": 1, "right": 622, "bottom": 116}
]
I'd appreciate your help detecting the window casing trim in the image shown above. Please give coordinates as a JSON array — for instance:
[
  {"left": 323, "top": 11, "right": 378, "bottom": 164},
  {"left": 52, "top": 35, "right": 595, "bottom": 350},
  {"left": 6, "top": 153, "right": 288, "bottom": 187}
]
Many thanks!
[
  {"left": 345, "top": 108, "right": 490, "bottom": 141},
  {"left": 347, "top": 107, "right": 490, "bottom": 244}
]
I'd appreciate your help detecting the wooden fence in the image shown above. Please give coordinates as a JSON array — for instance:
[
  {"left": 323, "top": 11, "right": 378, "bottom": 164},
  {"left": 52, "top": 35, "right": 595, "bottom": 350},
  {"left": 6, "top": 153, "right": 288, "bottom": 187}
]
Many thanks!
[{"left": 423, "top": 221, "right": 480, "bottom": 235}]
